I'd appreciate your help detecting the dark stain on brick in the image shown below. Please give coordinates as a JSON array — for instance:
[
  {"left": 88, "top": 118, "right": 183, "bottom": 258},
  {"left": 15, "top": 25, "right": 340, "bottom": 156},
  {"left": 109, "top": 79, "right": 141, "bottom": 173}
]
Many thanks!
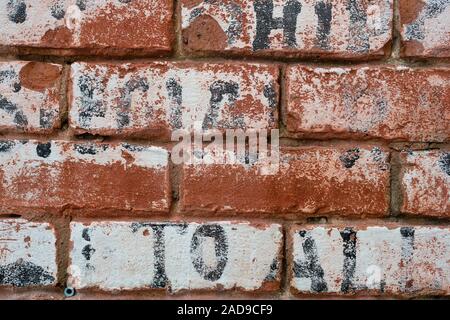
[
  {"left": 264, "top": 259, "right": 279, "bottom": 281},
  {"left": 82, "top": 245, "right": 95, "bottom": 261},
  {"left": 0, "top": 69, "right": 21, "bottom": 92},
  {"left": 74, "top": 144, "right": 97, "bottom": 155},
  {"left": 40, "top": 109, "right": 55, "bottom": 129},
  {"left": 400, "top": 227, "right": 415, "bottom": 291},
  {"left": 82, "top": 228, "right": 91, "bottom": 241},
  {"left": 122, "top": 143, "right": 143, "bottom": 153},
  {"left": 191, "top": 224, "right": 228, "bottom": 282},
  {"left": 438, "top": 152, "right": 450, "bottom": 176},
  {"left": 76, "top": 0, "right": 86, "bottom": 11},
  {"left": 0, "top": 140, "right": 15, "bottom": 153},
  {"left": 51, "top": 1, "right": 65, "bottom": 20},
  {"left": 7, "top": 0, "right": 27, "bottom": 24},
  {"left": 293, "top": 230, "right": 328, "bottom": 293},
  {"left": 0, "top": 94, "right": 18, "bottom": 114},
  {"left": 0, "top": 260, "right": 55, "bottom": 286},
  {"left": 340, "top": 227, "right": 357, "bottom": 293},
  {"left": 36, "top": 142, "right": 52, "bottom": 158},
  {"left": 340, "top": 148, "right": 360, "bottom": 169},
  {"left": 14, "top": 110, "right": 28, "bottom": 127},
  {"left": 77, "top": 74, "right": 106, "bottom": 128},
  {"left": 0, "top": 94, "right": 28, "bottom": 128}
]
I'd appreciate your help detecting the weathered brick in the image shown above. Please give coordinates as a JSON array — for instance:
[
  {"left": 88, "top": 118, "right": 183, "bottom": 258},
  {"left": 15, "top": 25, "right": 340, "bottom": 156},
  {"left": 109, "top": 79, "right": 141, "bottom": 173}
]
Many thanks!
[
  {"left": 181, "top": 0, "right": 393, "bottom": 59},
  {"left": 400, "top": 0, "right": 450, "bottom": 58},
  {"left": 0, "top": 219, "right": 57, "bottom": 287},
  {"left": 0, "top": 61, "right": 62, "bottom": 133},
  {"left": 290, "top": 225, "right": 450, "bottom": 296},
  {"left": 284, "top": 65, "right": 450, "bottom": 142},
  {"left": 180, "top": 146, "right": 390, "bottom": 216},
  {"left": 69, "top": 221, "right": 282, "bottom": 292},
  {"left": 0, "top": 0, "right": 173, "bottom": 55},
  {"left": 400, "top": 150, "right": 449, "bottom": 217},
  {"left": 69, "top": 62, "right": 279, "bottom": 139},
  {"left": 0, "top": 140, "right": 170, "bottom": 215}
]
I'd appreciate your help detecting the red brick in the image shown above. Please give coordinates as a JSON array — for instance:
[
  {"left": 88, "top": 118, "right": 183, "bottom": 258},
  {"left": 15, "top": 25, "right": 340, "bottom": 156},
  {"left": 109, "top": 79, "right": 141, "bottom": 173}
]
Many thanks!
[
  {"left": 0, "top": 0, "right": 173, "bottom": 56},
  {"left": 290, "top": 224, "right": 450, "bottom": 296},
  {"left": 69, "top": 61, "right": 279, "bottom": 139},
  {"left": 180, "top": 146, "right": 390, "bottom": 216},
  {"left": 400, "top": 0, "right": 450, "bottom": 58},
  {"left": 400, "top": 150, "right": 449, "bottom": 217},
  {"left": 0, "top": 140, "right": 170, "bottom": 215},
  {"left": 0, "top": 61, "right": 62, "bottom": 133},
  {"left": 181, "top": 0, "right": 393, "bottom": 59},
  {"left": 284, "top": 65, "right": 450, "bottom": 142}
]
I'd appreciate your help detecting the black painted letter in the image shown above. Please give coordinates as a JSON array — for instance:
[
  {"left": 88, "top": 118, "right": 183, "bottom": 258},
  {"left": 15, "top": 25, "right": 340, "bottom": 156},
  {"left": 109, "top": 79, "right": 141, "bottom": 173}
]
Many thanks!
[
  {"left": 253, "top": 0, "right": 302, "bottom": 50},
  {"left": 293, "top": 230, "right": 328, "bottom": 292},
  {"left": 191, "top": 224, "right": 228, "bottom": 281}
]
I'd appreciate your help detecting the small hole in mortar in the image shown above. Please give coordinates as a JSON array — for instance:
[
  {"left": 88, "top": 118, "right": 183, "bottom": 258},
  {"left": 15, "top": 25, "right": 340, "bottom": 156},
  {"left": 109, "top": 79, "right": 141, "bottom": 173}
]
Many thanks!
[{"left": 64, "top": 287, "right": 76, "bottom": 297}]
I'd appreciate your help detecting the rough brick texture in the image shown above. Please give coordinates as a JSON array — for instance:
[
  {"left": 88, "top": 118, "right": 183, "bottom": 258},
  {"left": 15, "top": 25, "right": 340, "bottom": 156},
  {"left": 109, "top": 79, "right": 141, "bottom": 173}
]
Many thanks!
[
  {"left": 290, "top": 225, "right": 450, "bottom": 296},
  {"left": 400, "top": 0, "right": 450, "bottom": 58},
  {"left": 181, "top": 146, "right": 390, "bottom": 216},
  {"left": 0, "top": 140, "right": 170, "bottom": 215},
  {"left": 69, "top": 221, "right": 282, "bottom": 292},
  {"left": 400, "top": 150, "right": 449, "bottom": 217},
  {"left": 69, "top": 61, "right": 279, "bottom": 138},
  {"left": 0, "top": 219, "right": 57, "bottom": 287},
  {"left": 181, "top": 0, "right": 393, "bottom": 58},
  {"left": 284, "top": 65, "right": 450, "bottom": 141},
  {"left": 0, "top": 61, "right": 62, "bottom": 133},
  {"left": 0, "top": 0, "right": 173, "bottom": 55}
]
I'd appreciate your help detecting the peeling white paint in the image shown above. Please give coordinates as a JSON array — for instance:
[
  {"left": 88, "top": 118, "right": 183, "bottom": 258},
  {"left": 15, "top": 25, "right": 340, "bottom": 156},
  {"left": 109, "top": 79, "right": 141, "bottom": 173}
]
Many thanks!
[
  {"left": 0, "top": 219, "right": 57, "bottom": 287},
  {"left": 69, "top": 62, "right": 278, "bottom": 135},
  {"left": 0, "top": 61, "right": 61, "bottom": 132},
  {"left": 292, "top": 226, "right": 450, "bottom": 294},
  {"left": 69, "top": 221, "right": 282, "bottom": 292},
  {"left": 0, "top": 0, "right": 164, "bottom": 47},
  {"left": 182, "top": 0, "right": 392, "bottom": 55}
]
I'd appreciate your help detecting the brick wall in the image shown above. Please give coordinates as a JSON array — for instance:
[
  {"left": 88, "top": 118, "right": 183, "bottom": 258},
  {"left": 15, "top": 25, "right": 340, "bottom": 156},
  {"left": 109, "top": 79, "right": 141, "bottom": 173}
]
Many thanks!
[{"left": 0, "top": 0, "right": 448, "bottom": 299}]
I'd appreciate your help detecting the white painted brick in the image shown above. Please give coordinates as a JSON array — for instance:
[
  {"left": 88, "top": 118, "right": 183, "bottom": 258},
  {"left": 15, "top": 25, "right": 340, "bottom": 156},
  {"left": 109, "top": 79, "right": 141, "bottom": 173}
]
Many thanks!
[
  {"left": 0, "top": 61, "right": 61, "bottom": 133},
  {"left": 181, "top": 0, "right": 393, "bottom": 58},
  {"left": 0, "top": 219, "right": 57, "bottom": 287},
  {"left": 69, "top": 221, "right": 283, "bottom": 292},
  {"left": 291, "top": 226, "right": 450, "bottom": 295}
]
